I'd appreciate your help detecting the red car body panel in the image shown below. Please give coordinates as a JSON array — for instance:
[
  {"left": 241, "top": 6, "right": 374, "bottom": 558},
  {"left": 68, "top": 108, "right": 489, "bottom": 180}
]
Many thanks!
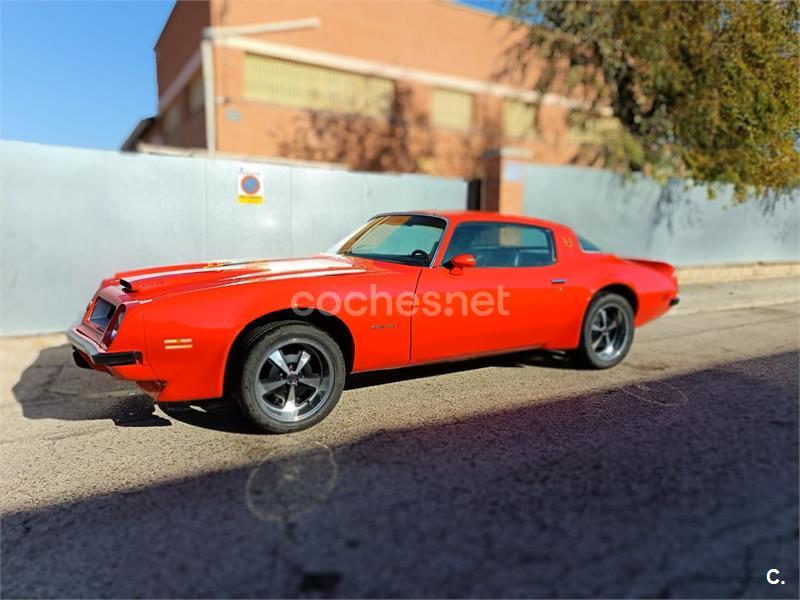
[{"left": 69, "top": 211, "right": 678, "bottom": 402}]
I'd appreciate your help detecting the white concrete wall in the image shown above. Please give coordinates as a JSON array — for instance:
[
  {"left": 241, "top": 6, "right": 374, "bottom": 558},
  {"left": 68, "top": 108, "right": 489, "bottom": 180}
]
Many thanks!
[
  {"left": 3, "top": 141, "right": 797, "bottom": 336},
  {"left": 523, "top": 164, "right": 800, "bottom": 266},
  {"left": 0, "top": 141, "right": 466, "bottom": 335}
]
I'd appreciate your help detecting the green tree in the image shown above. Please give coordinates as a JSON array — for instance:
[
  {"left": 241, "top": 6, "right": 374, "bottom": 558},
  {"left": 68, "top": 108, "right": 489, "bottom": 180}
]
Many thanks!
[{"left": 506, "top": 0, "right": 800, "bottom": 199}]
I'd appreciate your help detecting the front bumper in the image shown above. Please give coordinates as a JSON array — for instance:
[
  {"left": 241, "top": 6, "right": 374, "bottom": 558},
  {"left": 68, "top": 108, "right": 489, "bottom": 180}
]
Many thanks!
[{"left": 67, "top": 327, "right": 142, "bottom": 368}]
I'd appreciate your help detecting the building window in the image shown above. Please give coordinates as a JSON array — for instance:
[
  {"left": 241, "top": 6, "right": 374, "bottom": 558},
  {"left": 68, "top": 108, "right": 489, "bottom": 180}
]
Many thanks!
[
  {"left": 163, "top": 101, "right": 182, "bottom": 134},
  {"left": 504, "top": 99, "right": 537, "bottom": 138},
  {"left": 567, "top": 114, "right": 622, "bottom": 145},
  {"left": 243, "top": 54, "right": 394, "bottom": 118},
  {"left": 188, "top": 72, "right": 204, "bottom": 114},
  {"left": 431, "top": 88, "right": 473, "bottom": 130}
]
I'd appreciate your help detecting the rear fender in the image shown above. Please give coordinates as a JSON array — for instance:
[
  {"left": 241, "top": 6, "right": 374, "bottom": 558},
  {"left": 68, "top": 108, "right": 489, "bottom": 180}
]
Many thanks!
[
  {"left": 623, "top": 258, "right": 679, "bottom": 326},
  {"left": 626, "top": 258, "right": 677, "bottom": 284}
]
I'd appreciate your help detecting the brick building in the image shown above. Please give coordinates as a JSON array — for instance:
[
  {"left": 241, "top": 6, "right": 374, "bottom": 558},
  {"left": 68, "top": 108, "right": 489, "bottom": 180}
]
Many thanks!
[{"left": 123, "top": 0, "right": 611, "bottom": 212}]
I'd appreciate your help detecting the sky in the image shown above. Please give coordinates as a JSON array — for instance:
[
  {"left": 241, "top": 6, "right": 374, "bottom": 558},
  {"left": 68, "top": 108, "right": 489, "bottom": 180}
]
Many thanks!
[
  {"left": 1, "top": 0, "right": 176, "bottom": 150},
  {"left": 0, "top": 0, "right": 503, "bottom": 151}
]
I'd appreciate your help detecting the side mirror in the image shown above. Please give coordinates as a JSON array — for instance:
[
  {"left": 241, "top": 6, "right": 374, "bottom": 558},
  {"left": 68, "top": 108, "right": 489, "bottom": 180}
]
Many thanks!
[{"left": 449, "top": 253, "right": 476, "bottom": 269}]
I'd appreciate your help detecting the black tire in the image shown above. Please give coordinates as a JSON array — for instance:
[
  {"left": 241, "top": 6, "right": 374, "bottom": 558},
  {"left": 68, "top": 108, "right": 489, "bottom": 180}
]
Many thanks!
[
  {"left": 574, "top": 293, "right": 635, "bottom": 369},
  {"left": 234, "top": 322, "right": 346, "bottom": 433}
]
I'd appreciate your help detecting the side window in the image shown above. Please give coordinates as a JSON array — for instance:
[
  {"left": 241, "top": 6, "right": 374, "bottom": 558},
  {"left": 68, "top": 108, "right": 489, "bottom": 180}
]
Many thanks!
[{"left": 443, "top": 222, "right": 555, "bottom": 268}]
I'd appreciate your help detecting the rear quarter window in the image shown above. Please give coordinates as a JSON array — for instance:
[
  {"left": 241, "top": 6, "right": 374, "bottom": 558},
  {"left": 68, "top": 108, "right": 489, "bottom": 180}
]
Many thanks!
[{"left": 579, "top": 236, "right": 601, "bottom": 252}]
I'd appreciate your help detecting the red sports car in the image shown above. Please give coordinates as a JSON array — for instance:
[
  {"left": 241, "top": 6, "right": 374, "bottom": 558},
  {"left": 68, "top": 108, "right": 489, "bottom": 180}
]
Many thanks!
[{"left": 68, "top": 211, "right": 679, "bottom": 432}]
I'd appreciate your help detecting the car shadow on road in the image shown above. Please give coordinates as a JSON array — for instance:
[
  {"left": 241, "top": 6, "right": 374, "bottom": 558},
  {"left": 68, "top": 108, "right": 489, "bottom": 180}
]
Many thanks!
[
  {"left": 3, "top": 351, "right": 798, "bottom": 598},
  {"left": 154, "top": 350, "right": 578, "bottom": 433},
  {"left": 12, "top": 344, "right": 580, "bottom": 433},
  {"left": 346, "top": 348, "right": 577, "bottom": 390},
  {"left": 12, "top": 344, "right": 170, "bottom": 427}
]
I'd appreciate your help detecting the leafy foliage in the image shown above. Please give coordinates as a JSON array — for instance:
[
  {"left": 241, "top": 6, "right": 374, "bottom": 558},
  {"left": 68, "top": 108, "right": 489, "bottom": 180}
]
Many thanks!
[{"left": 506, "top": 0, "right": 800, "bottom": 199}]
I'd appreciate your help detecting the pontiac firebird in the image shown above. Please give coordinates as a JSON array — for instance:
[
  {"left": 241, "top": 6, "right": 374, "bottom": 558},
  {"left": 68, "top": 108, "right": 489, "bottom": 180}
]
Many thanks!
[{"left": 68, "top": 211, "right": 679, "bottom": 432}]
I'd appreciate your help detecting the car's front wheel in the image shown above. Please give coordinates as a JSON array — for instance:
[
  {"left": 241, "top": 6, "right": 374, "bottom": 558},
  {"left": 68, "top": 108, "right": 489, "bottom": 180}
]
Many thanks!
[
  {"left": 235, "top": 322, "right": 346, "bottom": 433},
  {"left": 574, "top": 292, "right": 634, "bottom": 369}
]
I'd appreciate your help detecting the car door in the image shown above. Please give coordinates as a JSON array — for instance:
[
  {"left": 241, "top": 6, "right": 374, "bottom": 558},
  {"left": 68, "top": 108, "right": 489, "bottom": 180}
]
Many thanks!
[{"left": 411, "top": 221, "right": 566, "bottom": 363}]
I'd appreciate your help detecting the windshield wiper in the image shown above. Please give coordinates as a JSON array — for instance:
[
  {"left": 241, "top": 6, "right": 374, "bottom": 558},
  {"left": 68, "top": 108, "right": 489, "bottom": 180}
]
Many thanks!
[{"left": 341, "top": 252, "right": 422, "bottom": 266}]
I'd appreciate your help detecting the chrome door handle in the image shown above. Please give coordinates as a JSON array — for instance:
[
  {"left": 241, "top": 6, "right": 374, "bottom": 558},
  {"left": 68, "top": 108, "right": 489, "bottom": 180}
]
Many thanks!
[{"left": 551, "top": 278, "right": 567, "bottom": 285}]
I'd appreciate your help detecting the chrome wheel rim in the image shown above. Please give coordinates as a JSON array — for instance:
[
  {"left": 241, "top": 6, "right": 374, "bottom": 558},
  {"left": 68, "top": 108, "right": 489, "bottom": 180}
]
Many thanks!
[
  {"left": 254, "top": 338, "right": 334, "bottom": 423},
  {"left": 590, "top": 305, "right": 630, "bottom": 361}
]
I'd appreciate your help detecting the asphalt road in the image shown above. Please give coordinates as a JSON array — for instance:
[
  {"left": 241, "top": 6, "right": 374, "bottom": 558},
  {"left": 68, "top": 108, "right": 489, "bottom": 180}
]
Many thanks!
[{"left": 1, "top": 281, "right": 798, "bottom": 598}]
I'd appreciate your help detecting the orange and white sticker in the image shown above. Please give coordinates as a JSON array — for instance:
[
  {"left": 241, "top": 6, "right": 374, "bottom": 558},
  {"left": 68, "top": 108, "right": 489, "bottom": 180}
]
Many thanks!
[{"left": 163, "top": 338, "right": 193, "bottom": 350}]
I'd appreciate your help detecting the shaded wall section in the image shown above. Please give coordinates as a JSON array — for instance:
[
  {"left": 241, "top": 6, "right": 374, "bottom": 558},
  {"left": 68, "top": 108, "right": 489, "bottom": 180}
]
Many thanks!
[
  {"left": 0, "top": 141, "right": 466, "bottom": 335},
  {"left": 522, "top": 164, "right": 799, "bottom": 265}
]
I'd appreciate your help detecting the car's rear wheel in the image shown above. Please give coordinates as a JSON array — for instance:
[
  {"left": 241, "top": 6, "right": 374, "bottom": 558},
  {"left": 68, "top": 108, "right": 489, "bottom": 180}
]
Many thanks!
[
  {"left": 235, "top": 322, "right": 345, "bottom": 433},
  {"left": 575, "top": 292, "right": 634, "bottom": 369}
]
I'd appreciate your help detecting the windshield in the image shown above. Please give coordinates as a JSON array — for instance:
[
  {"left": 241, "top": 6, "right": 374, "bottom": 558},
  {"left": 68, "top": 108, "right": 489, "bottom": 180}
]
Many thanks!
[{"left": 334, "top": 214, "right": 446, "bottom": 266}]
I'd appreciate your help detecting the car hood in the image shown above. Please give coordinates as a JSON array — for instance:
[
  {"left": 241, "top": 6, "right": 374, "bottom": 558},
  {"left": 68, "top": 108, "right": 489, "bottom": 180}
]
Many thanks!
[{"left": 108, "top": 255, "right": 379, "bottom": 299}]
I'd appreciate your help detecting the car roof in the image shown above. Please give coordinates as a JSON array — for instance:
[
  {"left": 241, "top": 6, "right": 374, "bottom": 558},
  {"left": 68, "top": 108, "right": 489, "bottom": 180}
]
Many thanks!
[{"left": 374, "top": 210, "right": 566, "bottom": 231}]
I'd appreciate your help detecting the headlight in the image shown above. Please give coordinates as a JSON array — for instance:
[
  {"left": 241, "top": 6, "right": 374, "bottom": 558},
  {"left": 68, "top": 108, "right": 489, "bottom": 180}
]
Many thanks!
[{"left": 105, "top": 305, "right": 126, "bottom": 345}]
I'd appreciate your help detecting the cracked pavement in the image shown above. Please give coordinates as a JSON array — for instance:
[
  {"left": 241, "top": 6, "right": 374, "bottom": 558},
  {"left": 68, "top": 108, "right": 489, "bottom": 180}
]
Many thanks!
[{"left": 0, "top": 280, "right": 798, "bottom": 598}]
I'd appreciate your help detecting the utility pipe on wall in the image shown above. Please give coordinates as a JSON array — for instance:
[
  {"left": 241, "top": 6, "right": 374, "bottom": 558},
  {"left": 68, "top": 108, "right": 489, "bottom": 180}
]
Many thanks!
[
  {"left": 199, "top": 17, "right": 321, "bottom": 154},
  {"left": 200, "top": 38, "right": 216, "bottom": 154}
]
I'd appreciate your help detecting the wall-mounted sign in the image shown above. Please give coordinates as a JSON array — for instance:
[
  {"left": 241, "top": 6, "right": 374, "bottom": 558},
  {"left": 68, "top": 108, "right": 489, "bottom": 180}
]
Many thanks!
[{"left": 237, "top": 166, "right": 263, "bottom": 204}]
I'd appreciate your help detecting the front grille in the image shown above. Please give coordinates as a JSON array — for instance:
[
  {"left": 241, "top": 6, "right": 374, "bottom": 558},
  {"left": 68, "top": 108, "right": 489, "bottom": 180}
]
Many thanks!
[{"left": 89, "top": 298, "right": 116, "bottom": 330}]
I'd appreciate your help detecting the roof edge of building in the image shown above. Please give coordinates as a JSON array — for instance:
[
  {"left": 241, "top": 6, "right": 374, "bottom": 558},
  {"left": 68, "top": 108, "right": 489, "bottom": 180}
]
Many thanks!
[{"left": 121, "top": 117, "right": 156, "bottom": 152}]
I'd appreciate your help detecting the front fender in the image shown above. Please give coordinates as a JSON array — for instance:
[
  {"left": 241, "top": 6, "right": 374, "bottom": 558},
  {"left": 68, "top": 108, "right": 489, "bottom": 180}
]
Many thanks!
[
  {"left": 140, "top": 285, "right": 303, "bottom": 401},
  {"left": 140, "top": 268, "right": 418, "bottom": 401}
]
